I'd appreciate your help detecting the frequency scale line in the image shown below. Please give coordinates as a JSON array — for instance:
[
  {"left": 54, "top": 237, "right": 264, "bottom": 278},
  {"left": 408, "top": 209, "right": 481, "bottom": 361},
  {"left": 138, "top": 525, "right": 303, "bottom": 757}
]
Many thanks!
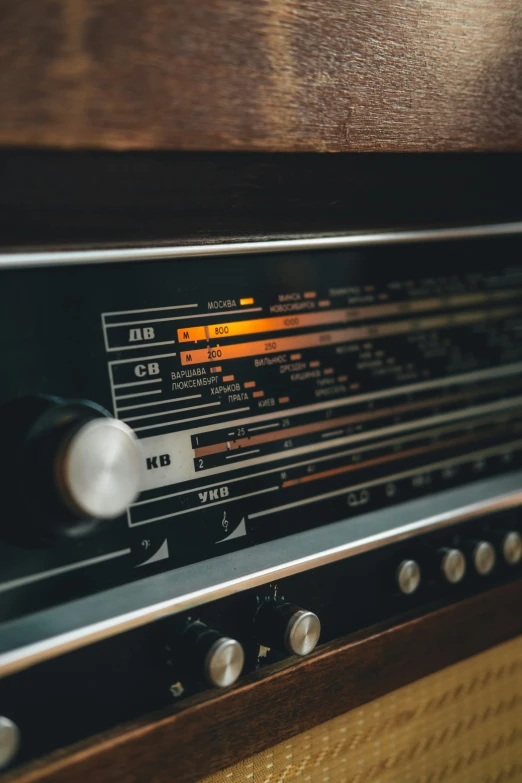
[
  {"left": 131, "top": 410, "right": 522, "bottom": 510},
  {"left": 249, "top": 440, "right": 522, "bottom": 520}
]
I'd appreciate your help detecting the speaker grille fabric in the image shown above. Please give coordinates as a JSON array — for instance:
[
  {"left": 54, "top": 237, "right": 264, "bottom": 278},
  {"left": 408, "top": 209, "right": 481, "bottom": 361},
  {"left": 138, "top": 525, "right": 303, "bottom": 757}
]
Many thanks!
[{"left": 200, "top": 636, "right": 522, "bottom": 783}]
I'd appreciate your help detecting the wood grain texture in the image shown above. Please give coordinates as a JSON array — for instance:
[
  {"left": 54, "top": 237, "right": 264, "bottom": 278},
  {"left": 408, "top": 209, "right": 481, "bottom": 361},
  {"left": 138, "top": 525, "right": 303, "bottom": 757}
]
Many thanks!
[
  {"left": 5, "top": 580, "right": 522, "bottom": 783},
  {"left": 0, "top": 1, "right": 522, "bottom": 152}
]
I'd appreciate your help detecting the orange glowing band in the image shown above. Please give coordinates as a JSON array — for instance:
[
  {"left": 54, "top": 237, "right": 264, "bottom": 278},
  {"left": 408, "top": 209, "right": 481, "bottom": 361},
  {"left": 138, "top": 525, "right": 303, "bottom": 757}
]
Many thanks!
[
  {"left": 179, "top": 307, "right": 519, "bottom": 366},
  {"left": 176, "top": 289, "right": 520, "bottom": 344}
]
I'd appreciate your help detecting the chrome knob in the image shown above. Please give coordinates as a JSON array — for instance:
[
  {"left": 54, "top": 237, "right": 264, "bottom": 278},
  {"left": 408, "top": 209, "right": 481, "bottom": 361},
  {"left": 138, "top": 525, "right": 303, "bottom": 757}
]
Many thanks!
[
  {"left": 439, "top": 548, "right": 466, "bottom": 584},
  {"left": 55, "top": 418, "right": 142, "bottom": 520},
  {"left": 396, "top": 559, "right": 421, "bottom": 594},
  {"left": 255, "top": 601, "right": 321, "bottom": 657},
  {"left": 0, "top": 717, "right": 20, "bottom": 770},
  {"left": 204, "top": 637, "right": 245, "bottom": 688},
  {"left": 470, "top": 541, "right": 496, "bottom": 576},
  {"left": 178, "top": 622, "right": 244, "bottom": 688},
  {"left": 502, "top": 531, "right": 522, "bottom": 565},
  {"left": 1, "top": 395, "right": 143, "bottom": 541}
]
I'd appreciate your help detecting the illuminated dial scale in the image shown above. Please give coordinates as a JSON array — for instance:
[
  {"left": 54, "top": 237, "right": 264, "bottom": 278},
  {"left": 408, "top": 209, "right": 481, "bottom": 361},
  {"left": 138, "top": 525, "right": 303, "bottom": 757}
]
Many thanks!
[{"left": 102, "top": 272, "right": 522, "bottom": 550}]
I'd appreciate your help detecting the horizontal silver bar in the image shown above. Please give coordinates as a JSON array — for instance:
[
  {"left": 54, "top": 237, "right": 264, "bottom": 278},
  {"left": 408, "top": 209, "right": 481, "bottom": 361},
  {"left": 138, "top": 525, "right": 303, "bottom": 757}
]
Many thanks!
[
  {"left": 0, "top": 549, "right": 131, "bottom": 595},
  {"left": 1, "top": 222, "right": 522, "bottom": 268},
  {"left": 1, "top": 471, "right": 521, "bottom": 678}
]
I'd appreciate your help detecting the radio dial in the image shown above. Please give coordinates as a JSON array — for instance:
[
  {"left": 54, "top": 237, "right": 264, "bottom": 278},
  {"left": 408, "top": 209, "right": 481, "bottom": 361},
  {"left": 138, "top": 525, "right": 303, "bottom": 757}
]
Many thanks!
[
  {"left": 254, "top": 600, "right": 321, "bottom": 657},
  {"left": 469, "top": 540, "right": 496, "bottom": 576},
  {"left": 54, "top": 417, "right": 142, "bottom": 520},
  {"left": 1, "top": 396, "right": 142, "bottom": 539},
  {"left": 396, "top": 559, "right": 421, "bottom": 594},
  {"left": 177, "top": 622, "right": 244, "bottom": 688},
  {"left": 438, "top": 547, "right": 467, "bottom": 584},
  {"left": 501, "top": 531, "right": 522, "bottom": 566}
]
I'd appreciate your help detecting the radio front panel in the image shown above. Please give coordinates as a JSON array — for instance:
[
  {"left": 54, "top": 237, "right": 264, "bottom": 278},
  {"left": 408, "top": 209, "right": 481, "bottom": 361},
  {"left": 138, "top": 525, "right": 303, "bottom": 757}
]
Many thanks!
[{"left": 1, "top": 231, "right": 522, "bottom": 672}]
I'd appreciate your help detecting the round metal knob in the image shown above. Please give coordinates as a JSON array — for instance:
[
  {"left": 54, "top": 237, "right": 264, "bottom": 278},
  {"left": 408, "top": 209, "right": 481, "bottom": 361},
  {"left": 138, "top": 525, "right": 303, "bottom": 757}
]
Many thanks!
[
  {"left": 56, "top": 418, "right": 142, "bottom": 519},
  {"left": 396, "top": 559, "right": 421, "bottom": 594},
  {"left": 204, "top": 637, "right": 245, "bottom": 688},
  {"left": 502, "top": 531, "right": 522, "bottom": 565},
  {"left": 0, "top": 717, "right": 20, "bottom": 770},
  {"left": 285, "top": 610, "right": 321, "bottom": 656},
  {"left": 1, "top": 395, "right": 143, "bottom": 541},
  {"left": 471, "top": 541, "right": 496, "bottom": 576},
  {"left": 255, "top": 601, "right": 321, "bottom": 657},
  {"left": 439, "top": 548, "right": 466, "bottom": 584},
  {"left": 178, "top": 622, "right": 244, "bottom": 689}
]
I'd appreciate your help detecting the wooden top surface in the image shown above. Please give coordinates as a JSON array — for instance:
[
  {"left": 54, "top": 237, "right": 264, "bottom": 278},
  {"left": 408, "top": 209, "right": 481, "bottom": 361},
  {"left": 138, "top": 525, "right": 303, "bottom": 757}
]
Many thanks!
[{"left": 1, "top": 1, "right": 522, "bottom": 152}]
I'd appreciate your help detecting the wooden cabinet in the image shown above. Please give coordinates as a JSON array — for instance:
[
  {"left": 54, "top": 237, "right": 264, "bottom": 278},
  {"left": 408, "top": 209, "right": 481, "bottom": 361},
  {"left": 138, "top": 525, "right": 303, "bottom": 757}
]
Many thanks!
[{"left": 1, "top": 1, "right": 522, "bottom": 152}]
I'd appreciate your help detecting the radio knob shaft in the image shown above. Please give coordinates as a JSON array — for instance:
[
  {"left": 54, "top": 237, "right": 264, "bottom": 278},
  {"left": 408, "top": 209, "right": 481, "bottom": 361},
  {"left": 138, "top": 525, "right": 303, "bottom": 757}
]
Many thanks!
[
  {"left": 178, "top": 622, "right": 244, "bottom": 688},
  {"left": 396, "top": 559, "right": 421, "bottom": 594},
  {"left": 254, "top": 601, "right": 321, "bottom": 657},
  {"left": 438, "top": 547, "right": 467, "bottom": 584}
]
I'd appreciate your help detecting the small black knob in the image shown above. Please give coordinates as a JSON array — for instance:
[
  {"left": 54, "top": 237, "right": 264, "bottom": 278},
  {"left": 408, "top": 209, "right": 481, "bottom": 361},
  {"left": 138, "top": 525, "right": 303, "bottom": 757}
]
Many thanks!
[
  {"left": 254, "top": 600, "right": 321, "bottom": 657},
  {"left": 177, "top": 622, "right": 244, "bottom": 688}
]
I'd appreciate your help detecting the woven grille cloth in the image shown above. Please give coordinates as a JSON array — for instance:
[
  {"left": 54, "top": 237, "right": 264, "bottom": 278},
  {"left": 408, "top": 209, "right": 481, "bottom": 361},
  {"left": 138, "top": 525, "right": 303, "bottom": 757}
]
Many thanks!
[{"left": 200, "top": 636, "right": 522, "bottom": 783}]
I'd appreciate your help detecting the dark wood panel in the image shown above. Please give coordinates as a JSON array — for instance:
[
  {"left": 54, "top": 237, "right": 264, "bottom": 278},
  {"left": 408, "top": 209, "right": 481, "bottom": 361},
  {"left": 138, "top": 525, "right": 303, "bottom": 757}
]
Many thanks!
[
  {"left": 1, "top": 1, "right": 522, "bottom": 152},
  {"left": 1, "top": 151, "right": 522, "bottom": 248},
  {"left": 5, "top": 580, "right": 522, "bottom": 783}
]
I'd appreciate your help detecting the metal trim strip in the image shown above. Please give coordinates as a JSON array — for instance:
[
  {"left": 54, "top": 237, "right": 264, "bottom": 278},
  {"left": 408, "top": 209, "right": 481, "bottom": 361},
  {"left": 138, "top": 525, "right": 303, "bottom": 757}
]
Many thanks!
[{"left": 1, "top": 222, "right": 522, "bottom": 268}]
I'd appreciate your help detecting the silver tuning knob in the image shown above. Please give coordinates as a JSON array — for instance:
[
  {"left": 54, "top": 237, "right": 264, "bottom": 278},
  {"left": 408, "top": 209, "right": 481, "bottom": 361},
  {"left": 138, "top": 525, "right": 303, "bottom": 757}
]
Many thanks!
[
  {"left": 2, "top": 396, "right": 143, "bottom": 541},
  {"left": 204, "top": 637, "right": 245, "bottom": 688},
  {"left": 55, "top": 418, "right": 142, "bottom": 520},
  {"left": 438, "top": 547, "right": 467, "bottom": 584},
  {"left": 0, "top": 717, "right": 20, "bottom": 770},
  {"left": 501, "top": 531, "right": 522, "bottom": 566},
  {"left": 255, "top": 601, "right": 321, "bottom": 657},
  {"left": 178, "top": 622, "right": 244, "bottom": 688},
  {"left": 396, "top": 559, "right": 421, "bottom": 594},
  {"left": 469, "top": 540, "right": 496, "bottom": 576}
]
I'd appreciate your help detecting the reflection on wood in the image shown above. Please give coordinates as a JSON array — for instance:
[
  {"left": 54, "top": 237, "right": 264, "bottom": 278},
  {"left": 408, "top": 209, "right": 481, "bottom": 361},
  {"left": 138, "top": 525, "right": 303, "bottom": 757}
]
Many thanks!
[{"left": 1, "top": 1, "right": 522, "bottom": 152}]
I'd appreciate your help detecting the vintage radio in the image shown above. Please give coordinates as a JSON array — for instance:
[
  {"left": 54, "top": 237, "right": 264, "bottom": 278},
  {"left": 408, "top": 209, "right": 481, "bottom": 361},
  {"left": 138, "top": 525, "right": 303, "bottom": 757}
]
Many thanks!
[{"left": 1, "top": 225, "right": 522, "bottom": 779}]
